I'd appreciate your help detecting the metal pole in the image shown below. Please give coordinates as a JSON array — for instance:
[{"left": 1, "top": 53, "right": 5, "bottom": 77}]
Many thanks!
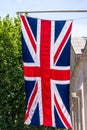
[{"left": 16, "top": 10, "right": 87, "bottom": 14}]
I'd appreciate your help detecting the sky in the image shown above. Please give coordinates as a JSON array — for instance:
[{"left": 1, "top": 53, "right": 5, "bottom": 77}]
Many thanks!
[{"left": 0, "top": 0, "right": 87, "bottom": 37}]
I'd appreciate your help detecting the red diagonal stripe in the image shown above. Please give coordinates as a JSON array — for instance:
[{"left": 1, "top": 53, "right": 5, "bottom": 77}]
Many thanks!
[
  {"left": 25, "top": 82, "right": 38, "bottom": 122},
  {"left": 54, "top": 23, "right": 72, "bottom": 64},
  {"left": 54, "top": 95, "right": 72, "bottom": 129},
  {"left": 21, "top": 16, "right": 36, "bottom": 53}
]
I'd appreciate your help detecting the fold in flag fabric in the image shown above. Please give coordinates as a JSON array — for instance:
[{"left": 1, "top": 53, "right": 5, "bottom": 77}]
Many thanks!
[{"left": 20, "top": 16, "right": 72, "bottom": 129}]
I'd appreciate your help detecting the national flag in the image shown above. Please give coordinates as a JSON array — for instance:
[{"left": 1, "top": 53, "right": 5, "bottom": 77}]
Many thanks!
[{"left": 20, "top": 16, "right": 72, "bottom": 129}]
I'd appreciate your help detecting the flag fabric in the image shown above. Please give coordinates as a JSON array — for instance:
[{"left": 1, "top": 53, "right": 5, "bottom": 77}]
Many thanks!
[{"left": 20, "top": 16, "right": 72, "bottom": 129}]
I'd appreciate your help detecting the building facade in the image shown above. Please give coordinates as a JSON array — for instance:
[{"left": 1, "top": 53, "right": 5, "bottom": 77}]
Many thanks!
[{"left": 70, "top": 37, "right": 87, "bottom": 130}]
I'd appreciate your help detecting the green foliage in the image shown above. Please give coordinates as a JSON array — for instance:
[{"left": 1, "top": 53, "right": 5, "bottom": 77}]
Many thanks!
[
  {"left": 0, "top": 14, "right": 26, "bottom": 130},
  {"left": 0, "top": 15, "right": 66, "bottom": 130}
]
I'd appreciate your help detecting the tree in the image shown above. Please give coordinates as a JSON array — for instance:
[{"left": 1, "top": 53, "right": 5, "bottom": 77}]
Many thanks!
[{"left": 0, "top": 14, "right": 26, "bottom": 130}]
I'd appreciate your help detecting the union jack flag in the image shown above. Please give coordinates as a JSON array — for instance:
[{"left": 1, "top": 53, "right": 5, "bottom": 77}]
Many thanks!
[{"left": 21, "top": 16, "right": 72, "bottom": 129}]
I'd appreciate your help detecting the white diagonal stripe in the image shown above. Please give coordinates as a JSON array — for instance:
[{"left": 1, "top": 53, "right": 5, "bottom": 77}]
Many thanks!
[
  {"left": 54, "top": 21, "right": 72, "bottom": 64},
  {"left": 21, "top": 18, "right": 36, "bottom": 62},
  {"left": 54, "top": 83, "right": 72, "bottom": 128},
  {"left": 54, "top": 21, "right": 72, "bottom": 55},
  {"left": 25, "top": 17, "right": 37, "bottom": 47}
]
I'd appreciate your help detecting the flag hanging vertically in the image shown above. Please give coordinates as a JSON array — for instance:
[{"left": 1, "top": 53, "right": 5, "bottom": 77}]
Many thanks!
[{"left": 21, "top": 16, "right": 72, "bottom": 129}]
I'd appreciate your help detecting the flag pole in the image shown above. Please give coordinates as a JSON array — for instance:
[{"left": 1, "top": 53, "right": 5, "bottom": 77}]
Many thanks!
[{"left": 16, "top": 10, "right": 87, "bottom": 14}]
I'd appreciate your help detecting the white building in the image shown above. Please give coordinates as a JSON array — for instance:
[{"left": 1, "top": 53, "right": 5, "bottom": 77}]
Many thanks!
[{"left": 70, "top": 37, "right": 87, "bottom": 130}]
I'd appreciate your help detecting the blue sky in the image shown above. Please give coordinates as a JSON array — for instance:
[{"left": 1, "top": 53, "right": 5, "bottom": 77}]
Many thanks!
[{"left": 0, "top": 0, "right": 87, "bottom": 37}]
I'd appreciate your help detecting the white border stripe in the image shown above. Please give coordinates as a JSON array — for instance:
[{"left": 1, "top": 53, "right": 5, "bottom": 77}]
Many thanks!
[
  {"left": 38, "top": 78, "right": 43, "bottom": 125},
  {"left": 52, "top": 80, "right": 70, "bottom": 85},
  {"left": 51, "top": 80, "right": 55, "bottom": 127},
  {"left": 36, "top": 19, "right": 41, "bottom": 66},
  {"left": 50, "top": 21, "right": 55, "bottom": 67},
  {"left": 24, "top": 76, "right": 39, "bottom": 81},
  {"left": 51, "top": 66, "right": 70, "bottom": 70},
  {"left": 23, "top": 62, "right": 37, "bottom": 67}
]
